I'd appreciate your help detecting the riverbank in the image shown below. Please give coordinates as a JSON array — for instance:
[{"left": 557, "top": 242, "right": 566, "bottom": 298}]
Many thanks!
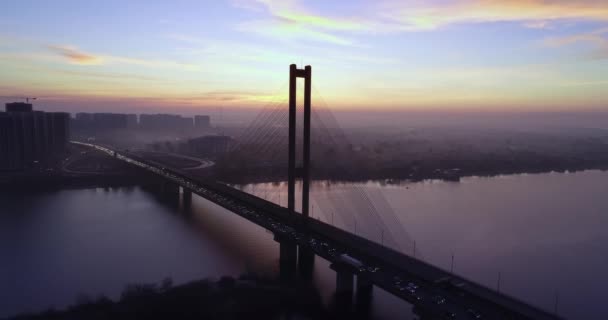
[{"left": 9, "top": 275, "right": 329, "bottom": 320}]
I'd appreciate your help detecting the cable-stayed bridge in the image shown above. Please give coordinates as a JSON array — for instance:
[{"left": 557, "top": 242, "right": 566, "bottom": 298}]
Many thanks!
[{"left": 74, "top": 65, "right": 563, "bottom": 320}]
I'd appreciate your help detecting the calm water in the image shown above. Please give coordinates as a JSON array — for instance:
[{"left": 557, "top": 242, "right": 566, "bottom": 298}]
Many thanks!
[{"left": 1, "top": 170, "right": 607, "bottom": 319}]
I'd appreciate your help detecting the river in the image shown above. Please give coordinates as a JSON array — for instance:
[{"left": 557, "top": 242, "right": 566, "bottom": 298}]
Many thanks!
[{"left": 1, "top": 170, "right": 607, "bottom": 319}]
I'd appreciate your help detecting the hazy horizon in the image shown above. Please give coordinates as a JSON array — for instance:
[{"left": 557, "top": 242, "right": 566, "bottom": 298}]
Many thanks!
[{"left": 3, "top": 97, "right": 607, "bottom": 130}]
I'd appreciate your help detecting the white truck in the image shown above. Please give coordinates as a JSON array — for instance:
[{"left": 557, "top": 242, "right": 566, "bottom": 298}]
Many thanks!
[{"left": 339, "top": 254, "right": 366, "bottom": 272}]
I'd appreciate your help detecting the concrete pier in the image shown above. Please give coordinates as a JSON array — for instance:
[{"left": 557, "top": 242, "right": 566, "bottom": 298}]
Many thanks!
[
  {"left": 355, "top": 275, "right": 373, "bottom": 317},
  {"left": 182, "top": 188, "right": 192, "bottom": 208},
  {"left": 161, "top": 181, "right": 180, "bottom": 195},
  {"left": 331, "top": 263, "right": 354, "bottom": 295},
  {"left": 356, "top": 275, "right": 373, "bottom": 295},
  {"left": 276, "top": 235, "right": 297, "bottom": 282},
  {"left": 330, "top": 263, "right": 354, "bottom": 311},
  {"left": 336, "top": 270, "right": 354, "bottom": 295},
  {"left": 298, "top": 247, "right": 315, "bottom": 279}
]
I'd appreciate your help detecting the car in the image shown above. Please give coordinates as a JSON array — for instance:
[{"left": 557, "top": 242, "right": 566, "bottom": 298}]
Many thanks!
[
  {"left": 407, "top": 282, "right": 419, "bottom": 290},
  {"left": 467, "top": 309, "right": 482, "bottom": 319},
  {"left": 432, "top": 295, "right": 446, "bottom": 304},
  {"left": 338, "top": 254, "right": 366, "bottom": 272},
  {"left": 398, "top": 285, "right": 416, "bottom": 294},
  {"left": 367, "top": 266, "right": 380, "bottom": 273}
]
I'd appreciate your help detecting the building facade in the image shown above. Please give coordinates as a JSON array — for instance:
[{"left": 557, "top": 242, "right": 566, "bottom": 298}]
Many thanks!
[
  {"left": 0, "top": 103, "right": 70, "bottom": 171},
  {"left": 194, "top": 115, "right": 210, "bottom": 129},
  {"left": 140, "top": 114, "right": 194, "bottom": 131},
  {"left": 186, "top": 135, "right": 232, "bottom": 158}
]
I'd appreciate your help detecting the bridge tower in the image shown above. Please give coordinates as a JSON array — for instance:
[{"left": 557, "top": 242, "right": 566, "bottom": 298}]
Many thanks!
[
  {"left": 284, "top": 64, "right": 316, "bottom": 280},
  {"left": 287, "top": 64, "right": 312, "bottom": 218}
]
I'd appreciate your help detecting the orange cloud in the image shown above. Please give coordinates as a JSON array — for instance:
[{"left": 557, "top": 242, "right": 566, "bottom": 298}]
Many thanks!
[
  {"left": 46, "top": 44, "right": 200, "bottom": 69},
  {"left": 47, "top": 45, "right": 103, "bottom": 65}
]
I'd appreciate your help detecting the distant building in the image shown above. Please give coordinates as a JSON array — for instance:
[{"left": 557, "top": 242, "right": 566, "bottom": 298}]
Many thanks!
[
  {"left": 186, "top": 135, "right": 232, "bottom": 158},
  {"left": 75, "top": 112, "right": 93, "bottom": 121},
  {"left": 0, "top": 113, "right": 19, "bottom": 170},
  {"left": 194, "top": 115, "right": 210, "bottom": 129},
  {"left": 49, "top": 112, "right": 70, "bottom": 152},
  {"left": 92, "top": 113, "right": 128, "bottom": 131},
  {"left": 71, "top": 112, "right": 207, "bottom": 138},
  {"left": 140, "top": 114, "right": 193, "bottom": 131},
  {"left": 0, "top": 103, "right": 69, "bottom": 170},
  {"left": 71, "top": 112, "right": 130, "bottom": 135},
  {"left": 71, "top": 113, "right": 92, "bottom": 134},
  {"left": 5, "top": 102, "right": 33, "bottom": 113},
  {"left": 126, "top": 114, "right": 138, "bottom": 128}
]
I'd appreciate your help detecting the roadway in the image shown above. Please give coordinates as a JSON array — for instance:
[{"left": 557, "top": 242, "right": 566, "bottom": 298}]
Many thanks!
[
  {"left": 130, "top": 150, "right": 215, "bottom": 170},
  {"left": 73, "top": 141, "right": 564, "bottom": 320}
]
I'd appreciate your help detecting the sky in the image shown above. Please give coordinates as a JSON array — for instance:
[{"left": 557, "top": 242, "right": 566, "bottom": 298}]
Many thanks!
[{"left": 1, "top": 0, "right": 608, "bottom": 114}]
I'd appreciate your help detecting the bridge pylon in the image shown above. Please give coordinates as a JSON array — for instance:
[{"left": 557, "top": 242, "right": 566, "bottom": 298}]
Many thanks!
[{"left": 287, "top": 64, "right": 312, "bottom": 219}]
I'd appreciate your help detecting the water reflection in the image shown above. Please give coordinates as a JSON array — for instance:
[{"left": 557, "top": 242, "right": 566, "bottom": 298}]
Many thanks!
[
  {"left": 0, "top": 186, "right": 413, "bottom": 319},
  {"left": 240, "top": 171, "right": 608, "bottom": 319}
]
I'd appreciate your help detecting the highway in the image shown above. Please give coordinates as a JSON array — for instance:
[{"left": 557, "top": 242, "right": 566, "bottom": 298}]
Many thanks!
[
  {"left": 130, "top": 150, "right": 215, "bottom": 170},
  {"left": 73, "top": 141, "right": 564, "bottom": 320}
]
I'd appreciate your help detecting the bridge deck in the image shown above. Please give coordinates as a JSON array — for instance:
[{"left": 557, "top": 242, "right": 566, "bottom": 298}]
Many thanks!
[{"left": 74, "top": 141, "right": 564, "bottom": 320}]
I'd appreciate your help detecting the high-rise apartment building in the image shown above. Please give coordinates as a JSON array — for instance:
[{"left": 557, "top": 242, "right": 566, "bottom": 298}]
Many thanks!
[{"left": 0, "top": 103, "right": 70, "bottom": 170}]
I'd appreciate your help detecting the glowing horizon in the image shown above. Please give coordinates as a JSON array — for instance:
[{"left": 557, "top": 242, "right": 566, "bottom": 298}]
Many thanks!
[{"left": 1, "top": 0, "right": 608, "bottom": 113}]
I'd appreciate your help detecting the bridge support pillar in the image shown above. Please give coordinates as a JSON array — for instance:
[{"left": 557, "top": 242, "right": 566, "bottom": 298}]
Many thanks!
[
  {"left": 161, "top": 181, "right": 180, "bottom": 196},
  {"left": 298, "top": 247, "right": 315, "bottom": 279},
  {"left": 336, "top": 270, "right": 354, "bottom": 296},
  {"left": 331, "top": 263, "right": 354, "bottom": 302},
  {"left": 355, "top": 275, "right": 373, "bottom": 316},
  {"left": 157, "top": 181, "right": 180, "bottom": 205},
  {"left": 182, "top": 188, "right": 192, "bottom": 208},
  {"left": 276, "top": 235, "right": 297, "bottom": 282},
  {"left": 356, "top": 275, "right": 373, "bottom": 295}
]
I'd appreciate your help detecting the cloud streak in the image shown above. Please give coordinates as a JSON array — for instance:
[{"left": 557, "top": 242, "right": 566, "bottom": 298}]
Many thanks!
[
  {"left": 383, "top": 0, "right": 608, "bottom": 31},
  {"left": 232, "top": 0, "right": 368, "bottom": 45},
  {"left": 234, "top": 0, "right": 608, "bottom": 38},
  {"left": 46, "top": 44, "right": 200, "bottom": 69},
  {"left": 544, "top": 27, "right": 608, "bottom": 59},
  {"left": 47, "top": 45, "right": 103, "bottom": 65}
]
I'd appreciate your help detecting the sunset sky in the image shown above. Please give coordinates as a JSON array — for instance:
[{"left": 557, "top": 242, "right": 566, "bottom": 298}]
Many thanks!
[{"left": 1, "top": 0, "right": 608, "bottom": 114}]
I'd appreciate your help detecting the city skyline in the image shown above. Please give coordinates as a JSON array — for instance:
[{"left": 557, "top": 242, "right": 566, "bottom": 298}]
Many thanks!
[{"left": 1, "top": 0, "right": 608, "bottom": 113}]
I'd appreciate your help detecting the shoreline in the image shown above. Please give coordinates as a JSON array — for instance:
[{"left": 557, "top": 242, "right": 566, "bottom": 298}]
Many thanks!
[
  {"left": 2, "top": 165, "right": 606, "bottom": 192},
  {"left": 215, "top": 164, "right": 608, "bottom": 185},
  {"left": 7, "top": 274, "right": 328, "bottom": 320}
]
